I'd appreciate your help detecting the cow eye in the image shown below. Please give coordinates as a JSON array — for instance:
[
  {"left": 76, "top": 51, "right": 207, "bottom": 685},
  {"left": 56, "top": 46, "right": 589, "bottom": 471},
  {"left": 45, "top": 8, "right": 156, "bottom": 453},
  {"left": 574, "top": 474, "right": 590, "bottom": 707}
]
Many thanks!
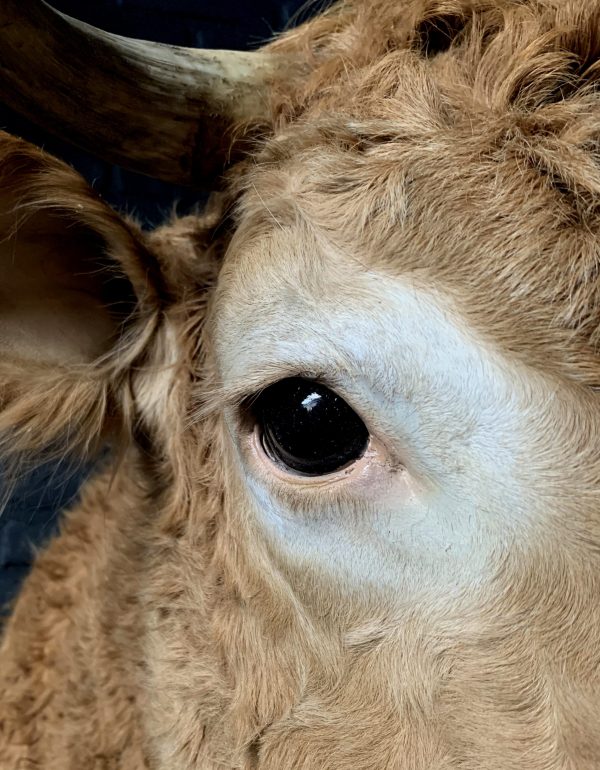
[{"left": 253, "top": 377, "right": 369, "bottom": 476}]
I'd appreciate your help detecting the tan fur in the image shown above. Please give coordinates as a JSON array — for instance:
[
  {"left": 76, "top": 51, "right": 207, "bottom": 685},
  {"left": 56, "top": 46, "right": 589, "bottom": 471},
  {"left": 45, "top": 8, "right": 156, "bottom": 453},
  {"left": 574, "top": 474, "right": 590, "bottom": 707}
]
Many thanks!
[{"left": 2, "top": 1, "right": 600, "bottom": 768}]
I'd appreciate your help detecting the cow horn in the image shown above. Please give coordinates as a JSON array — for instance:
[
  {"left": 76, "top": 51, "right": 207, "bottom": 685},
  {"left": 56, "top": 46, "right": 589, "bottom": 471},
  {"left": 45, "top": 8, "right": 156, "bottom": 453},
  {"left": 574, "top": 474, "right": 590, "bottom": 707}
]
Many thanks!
[{"left": 0, "top": 1, "right": 285, "bottom": 185}]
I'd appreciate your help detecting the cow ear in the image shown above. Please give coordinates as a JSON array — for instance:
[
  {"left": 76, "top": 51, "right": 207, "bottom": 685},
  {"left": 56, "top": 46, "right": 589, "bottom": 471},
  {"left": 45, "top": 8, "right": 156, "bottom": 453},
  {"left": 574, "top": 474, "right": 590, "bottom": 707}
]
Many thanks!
[{"left": 0, "top": 132, "right": 167, "bottom": 462}]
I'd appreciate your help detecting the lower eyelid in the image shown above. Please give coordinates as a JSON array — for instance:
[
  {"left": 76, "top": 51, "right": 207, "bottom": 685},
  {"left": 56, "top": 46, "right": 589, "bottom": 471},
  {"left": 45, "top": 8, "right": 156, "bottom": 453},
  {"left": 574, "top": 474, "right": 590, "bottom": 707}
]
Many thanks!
[{"left": 248, "top": 426, "right": 387, "bottom": 489}]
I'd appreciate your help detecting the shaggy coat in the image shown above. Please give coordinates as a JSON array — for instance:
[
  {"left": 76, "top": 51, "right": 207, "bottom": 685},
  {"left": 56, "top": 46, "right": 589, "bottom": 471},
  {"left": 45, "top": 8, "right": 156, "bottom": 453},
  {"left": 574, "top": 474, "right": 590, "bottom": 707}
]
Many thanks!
[{"left": 2, "top": 0, "right": 600, "bottom": 768}]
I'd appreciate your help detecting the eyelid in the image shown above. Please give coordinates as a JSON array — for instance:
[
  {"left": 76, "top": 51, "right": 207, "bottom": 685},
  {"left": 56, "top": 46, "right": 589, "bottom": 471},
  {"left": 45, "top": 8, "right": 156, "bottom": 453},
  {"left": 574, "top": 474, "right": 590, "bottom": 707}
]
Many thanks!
[
  {"left": 223, "top": 369, "right": 417, "bottom": 484},
  {"left": 248, "top": 425, "right": 381, "bottom": 490},
  {"left": 224, "top": 368, "right": 343, "bottom": 411}
]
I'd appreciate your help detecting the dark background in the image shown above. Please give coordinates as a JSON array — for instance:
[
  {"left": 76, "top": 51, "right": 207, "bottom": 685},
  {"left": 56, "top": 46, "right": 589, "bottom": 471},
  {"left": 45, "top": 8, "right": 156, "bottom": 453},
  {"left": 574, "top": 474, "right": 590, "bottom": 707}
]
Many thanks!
[{"left": 0, "top": 0, "right": 326, "bottom": 618}]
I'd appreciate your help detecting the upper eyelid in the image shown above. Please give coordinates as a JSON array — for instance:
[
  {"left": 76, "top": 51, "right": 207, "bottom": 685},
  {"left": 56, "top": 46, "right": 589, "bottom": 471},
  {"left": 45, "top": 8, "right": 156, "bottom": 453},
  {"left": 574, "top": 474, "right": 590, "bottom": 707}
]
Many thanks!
[{"left": 221, "top": 368, "right": 342, "bottom": 410}]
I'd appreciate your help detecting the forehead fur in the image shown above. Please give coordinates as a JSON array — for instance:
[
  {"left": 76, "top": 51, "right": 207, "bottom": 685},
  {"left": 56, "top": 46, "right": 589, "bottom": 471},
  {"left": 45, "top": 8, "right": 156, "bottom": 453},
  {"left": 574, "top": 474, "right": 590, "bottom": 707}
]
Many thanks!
[{"left": 230, "top": 0, "right": 600, "bottom": 387}]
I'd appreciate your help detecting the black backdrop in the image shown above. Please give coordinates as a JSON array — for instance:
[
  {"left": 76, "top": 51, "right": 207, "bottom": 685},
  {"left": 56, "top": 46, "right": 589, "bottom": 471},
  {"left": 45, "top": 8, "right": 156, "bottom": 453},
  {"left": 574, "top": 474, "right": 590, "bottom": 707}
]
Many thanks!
[{"left": 0, "top": 0, "right": 325, "bottom": 616}]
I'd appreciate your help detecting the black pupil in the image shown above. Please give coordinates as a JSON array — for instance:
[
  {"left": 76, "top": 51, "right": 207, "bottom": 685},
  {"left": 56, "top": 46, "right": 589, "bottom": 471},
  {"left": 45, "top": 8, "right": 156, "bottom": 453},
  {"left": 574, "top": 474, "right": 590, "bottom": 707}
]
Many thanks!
[{"left": 254, "top": 377, "right": 369, "bottom": 476}]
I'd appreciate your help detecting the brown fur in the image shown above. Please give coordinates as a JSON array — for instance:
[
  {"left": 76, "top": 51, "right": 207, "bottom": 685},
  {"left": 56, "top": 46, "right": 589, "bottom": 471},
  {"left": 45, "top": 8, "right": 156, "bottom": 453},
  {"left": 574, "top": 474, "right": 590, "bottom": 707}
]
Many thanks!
[{"left": 2, "top": 0, "right": 600, "bottom": 767}]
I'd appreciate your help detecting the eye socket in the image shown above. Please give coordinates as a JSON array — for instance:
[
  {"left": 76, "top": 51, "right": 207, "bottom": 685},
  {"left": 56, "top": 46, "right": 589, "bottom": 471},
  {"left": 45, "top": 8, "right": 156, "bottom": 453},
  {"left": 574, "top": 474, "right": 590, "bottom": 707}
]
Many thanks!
[{"left": 251, "top": 377, "right": 369, "bottom": 476}]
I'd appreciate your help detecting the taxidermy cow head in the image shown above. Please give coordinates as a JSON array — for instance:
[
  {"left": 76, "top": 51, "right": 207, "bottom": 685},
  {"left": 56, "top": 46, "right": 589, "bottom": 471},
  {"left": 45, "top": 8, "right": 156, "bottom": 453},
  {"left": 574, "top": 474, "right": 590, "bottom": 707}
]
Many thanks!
[{"left": 1, "top": 1, "right": 600, "bottom": 768}]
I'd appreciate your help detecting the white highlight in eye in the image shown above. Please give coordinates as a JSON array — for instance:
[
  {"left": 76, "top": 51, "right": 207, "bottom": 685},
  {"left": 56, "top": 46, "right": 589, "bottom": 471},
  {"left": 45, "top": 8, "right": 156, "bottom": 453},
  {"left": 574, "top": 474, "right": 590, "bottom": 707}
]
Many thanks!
[{"left": 301, "top": 392, "right": 321, "bottom": 411}]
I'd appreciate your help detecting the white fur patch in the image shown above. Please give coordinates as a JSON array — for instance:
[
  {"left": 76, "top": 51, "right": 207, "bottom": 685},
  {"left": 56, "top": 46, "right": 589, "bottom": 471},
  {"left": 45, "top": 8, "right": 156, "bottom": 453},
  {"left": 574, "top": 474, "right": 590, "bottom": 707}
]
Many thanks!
[{"left": 214, "top": 233, "right": 558, "bottom": 599}]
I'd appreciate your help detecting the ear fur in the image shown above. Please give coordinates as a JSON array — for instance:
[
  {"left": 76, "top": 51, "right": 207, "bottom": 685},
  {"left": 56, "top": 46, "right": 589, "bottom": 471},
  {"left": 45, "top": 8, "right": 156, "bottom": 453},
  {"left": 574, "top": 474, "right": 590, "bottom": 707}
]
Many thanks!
[{"left": 0, "top": 131, "right": 168, "bottom": 475}]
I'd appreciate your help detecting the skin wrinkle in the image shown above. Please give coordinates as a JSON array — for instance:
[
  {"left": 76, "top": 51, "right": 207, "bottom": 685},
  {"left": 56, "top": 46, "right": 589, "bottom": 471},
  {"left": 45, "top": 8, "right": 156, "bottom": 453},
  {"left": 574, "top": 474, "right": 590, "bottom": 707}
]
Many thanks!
[{"left": 1, "top": 0, "right": 600, "bottom": 767}]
